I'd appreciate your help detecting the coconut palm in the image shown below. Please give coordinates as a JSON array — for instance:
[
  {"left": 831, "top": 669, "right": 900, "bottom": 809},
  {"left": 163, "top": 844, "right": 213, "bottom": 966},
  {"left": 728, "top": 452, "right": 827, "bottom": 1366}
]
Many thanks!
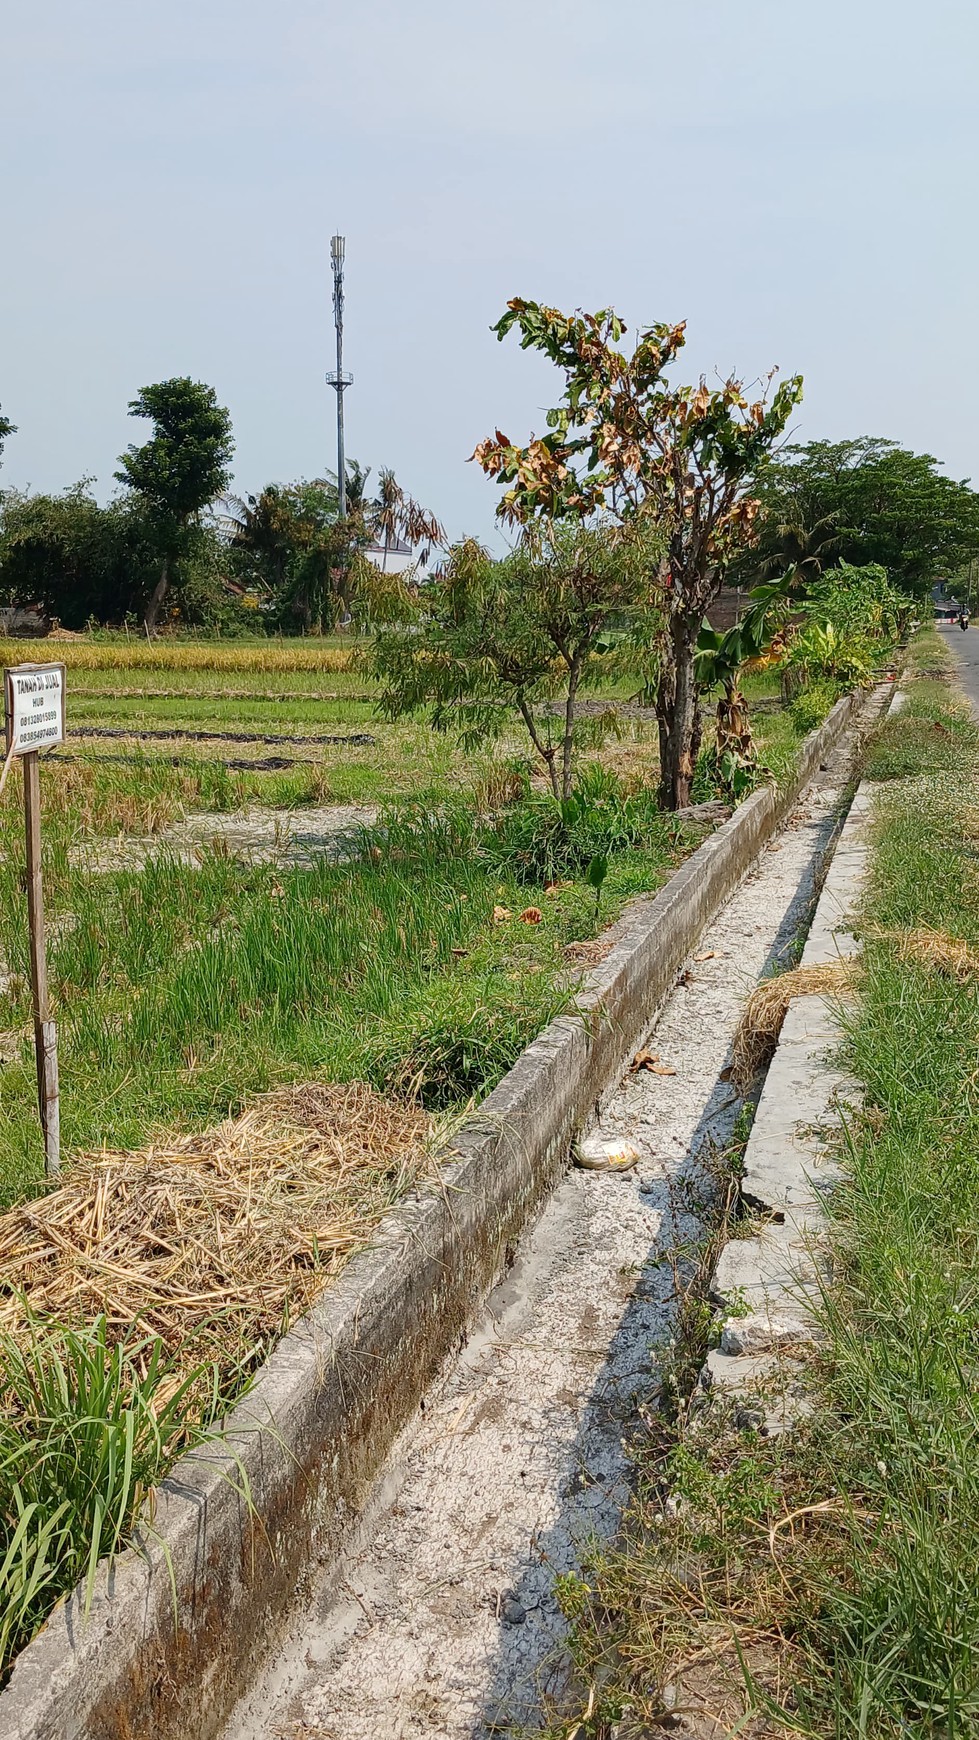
[
  {"left": 372, "top": 468, "right": 445, "bottom": 569},
  {"left": 759, "top": 513, "right": 844, "bottom": 586}
]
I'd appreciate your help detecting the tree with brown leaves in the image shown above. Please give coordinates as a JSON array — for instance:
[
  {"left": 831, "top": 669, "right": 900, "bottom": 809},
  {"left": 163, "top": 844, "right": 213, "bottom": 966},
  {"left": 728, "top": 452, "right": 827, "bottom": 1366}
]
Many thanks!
[{"left": 473, "top": 300, "right": 802, "bottom": 808}]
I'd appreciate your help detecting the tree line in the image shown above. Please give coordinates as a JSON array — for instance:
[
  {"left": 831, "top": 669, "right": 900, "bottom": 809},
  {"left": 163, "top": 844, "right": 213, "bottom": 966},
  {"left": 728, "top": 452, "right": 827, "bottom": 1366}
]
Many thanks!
[
  {"left": 372, "top": 299, "right": 979, "bottom": 808},
  {"left": 0, "top": 384, "right": 441, "bottom": 634}
]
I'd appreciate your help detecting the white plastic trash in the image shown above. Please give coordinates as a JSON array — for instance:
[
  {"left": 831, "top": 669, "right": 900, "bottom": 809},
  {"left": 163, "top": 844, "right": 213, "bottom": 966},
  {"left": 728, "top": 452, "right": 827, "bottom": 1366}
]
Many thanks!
[{"left": 573, "top": 1137, "right": 640, "bottom": 1173}]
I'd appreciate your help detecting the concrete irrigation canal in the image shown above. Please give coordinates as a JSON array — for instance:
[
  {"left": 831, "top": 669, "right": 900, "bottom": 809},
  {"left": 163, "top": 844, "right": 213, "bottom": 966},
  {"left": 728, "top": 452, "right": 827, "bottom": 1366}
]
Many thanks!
[{"left": 218, "top": 704, "right": 883, "bottom": 1740}]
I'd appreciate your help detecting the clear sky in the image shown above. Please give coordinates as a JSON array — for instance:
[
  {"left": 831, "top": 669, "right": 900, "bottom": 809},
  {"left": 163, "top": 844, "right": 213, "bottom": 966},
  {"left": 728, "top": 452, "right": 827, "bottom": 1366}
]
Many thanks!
[{"left": 1, "top": 0, "right": 975, "bottom": 547}]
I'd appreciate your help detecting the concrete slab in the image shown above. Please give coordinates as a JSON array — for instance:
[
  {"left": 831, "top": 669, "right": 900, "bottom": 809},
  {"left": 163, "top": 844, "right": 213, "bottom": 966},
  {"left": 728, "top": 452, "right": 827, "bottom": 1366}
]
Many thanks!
[
  {"left": 712, "top": 689, "right": 898, "bottom": 1424},
  {"left": 740, "top": 996, "right": 852, "bottom": 1216}
]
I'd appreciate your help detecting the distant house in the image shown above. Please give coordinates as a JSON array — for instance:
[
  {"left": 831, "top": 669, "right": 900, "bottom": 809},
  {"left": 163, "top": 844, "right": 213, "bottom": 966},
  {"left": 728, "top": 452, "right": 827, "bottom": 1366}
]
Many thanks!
[
  {"left": 705, "top": 585, "right": 747, "bottom": 631},
  {"left": 932, "top": 581, "right": 961, "bottom": 619},
  {"left": 364, "top": 535, "right": 430, "bottom": 577}
]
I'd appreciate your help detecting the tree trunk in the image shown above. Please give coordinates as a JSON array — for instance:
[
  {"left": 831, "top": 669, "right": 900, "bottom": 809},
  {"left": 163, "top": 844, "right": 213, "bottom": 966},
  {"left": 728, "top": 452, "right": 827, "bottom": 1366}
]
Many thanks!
[
  {"left": 517, "top": 697, "right": 560, "bottom": 799},
  {"left": 561, "top": 657, "right": 583, "bottom": 800},
  {"left": 656, "top": 613, "right": 701, "bottom": 810},
  {"left": 143, "top": 558, "right": 170, "bottom": 636}
]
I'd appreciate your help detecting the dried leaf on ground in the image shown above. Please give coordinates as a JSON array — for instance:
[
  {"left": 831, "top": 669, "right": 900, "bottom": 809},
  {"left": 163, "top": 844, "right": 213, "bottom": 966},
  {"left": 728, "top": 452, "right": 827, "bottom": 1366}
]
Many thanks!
[
  {"left": 563, "top": 938, "right": 615, "bottom": 966},
  {"left": 632, "top": 1048, "right": 660, "bottom": 1071}
]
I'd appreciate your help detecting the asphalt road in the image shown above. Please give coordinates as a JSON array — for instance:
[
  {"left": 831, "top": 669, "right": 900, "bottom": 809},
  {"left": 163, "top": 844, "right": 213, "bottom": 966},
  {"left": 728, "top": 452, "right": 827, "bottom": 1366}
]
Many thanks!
[{"left": 939, "top": 619, "right": 979, "bottom": 718}]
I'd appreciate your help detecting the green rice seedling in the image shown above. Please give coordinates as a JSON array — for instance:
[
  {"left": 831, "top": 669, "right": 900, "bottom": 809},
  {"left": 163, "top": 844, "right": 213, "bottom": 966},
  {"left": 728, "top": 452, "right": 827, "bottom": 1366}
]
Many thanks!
[{"left": 0, "top": 1312, "right": 233, "bottom": 1682}]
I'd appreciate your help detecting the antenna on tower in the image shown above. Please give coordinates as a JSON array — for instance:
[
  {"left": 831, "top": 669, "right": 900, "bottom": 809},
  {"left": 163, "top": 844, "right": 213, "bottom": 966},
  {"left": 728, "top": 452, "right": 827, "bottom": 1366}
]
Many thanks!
[{"left": 326, "top": 235, "right": 353, "bottom": 517}]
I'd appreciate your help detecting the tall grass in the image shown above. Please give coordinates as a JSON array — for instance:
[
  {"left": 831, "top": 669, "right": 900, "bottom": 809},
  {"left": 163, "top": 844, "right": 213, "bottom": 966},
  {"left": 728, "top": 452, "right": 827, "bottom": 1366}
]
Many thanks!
[
  {"left": 789, "top": 682, "right": 979, "bottom": 1735},
  {"left": 0, "top": 1313, "right": 231, "bottom": 1682}
]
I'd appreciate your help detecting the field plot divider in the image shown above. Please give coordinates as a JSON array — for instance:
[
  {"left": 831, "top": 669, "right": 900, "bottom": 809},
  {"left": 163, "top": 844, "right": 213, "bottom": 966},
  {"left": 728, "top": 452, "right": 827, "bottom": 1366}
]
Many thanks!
[{"left": 0, "top": 685, "right": 882, "bottom": 1740}]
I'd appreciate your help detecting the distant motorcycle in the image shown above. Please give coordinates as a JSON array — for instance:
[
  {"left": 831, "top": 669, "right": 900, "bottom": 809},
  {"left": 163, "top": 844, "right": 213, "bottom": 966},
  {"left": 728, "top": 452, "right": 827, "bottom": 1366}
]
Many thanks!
[{"left": 960, "top": 612, "right": 970, "bottom": 631}]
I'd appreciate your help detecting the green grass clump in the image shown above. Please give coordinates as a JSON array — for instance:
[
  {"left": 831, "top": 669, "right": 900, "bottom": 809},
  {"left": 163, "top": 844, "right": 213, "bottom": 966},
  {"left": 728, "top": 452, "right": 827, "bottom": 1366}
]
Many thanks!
[
  {"left": 0, "top": 788, "right": 691, "bottom": 1200},
  {"left": 789, "top": 677, "right": 839, "bottom": 735},
  {"left": 0, "top": 1314, "right": 230, "bottom": 1683},
  {"left": 478, "top": 765, "right": 687, "bottom": 885}
]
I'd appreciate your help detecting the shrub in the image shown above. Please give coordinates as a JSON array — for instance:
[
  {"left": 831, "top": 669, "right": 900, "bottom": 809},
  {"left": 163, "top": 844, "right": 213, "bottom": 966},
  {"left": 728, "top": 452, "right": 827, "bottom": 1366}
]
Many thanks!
[
  {"left": 479, "top": 766, "right": 679, "bottom": 885},
  {"left": 790, "top": 679, "right": 838, "bottom": 734}
]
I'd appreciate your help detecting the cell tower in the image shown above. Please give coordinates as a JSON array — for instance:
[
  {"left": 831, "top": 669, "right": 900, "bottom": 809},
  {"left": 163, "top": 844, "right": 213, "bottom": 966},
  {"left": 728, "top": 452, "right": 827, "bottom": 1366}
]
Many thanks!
[{"left": 326, "top": 235, "right": 353, "bottom": 516}]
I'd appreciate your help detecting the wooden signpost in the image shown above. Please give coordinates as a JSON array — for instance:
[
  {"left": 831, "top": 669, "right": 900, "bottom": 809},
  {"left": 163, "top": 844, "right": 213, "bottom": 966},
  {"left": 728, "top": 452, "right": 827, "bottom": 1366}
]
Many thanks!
[{"left": 4, "top": 662, "right": 66, "bottom": 1176}]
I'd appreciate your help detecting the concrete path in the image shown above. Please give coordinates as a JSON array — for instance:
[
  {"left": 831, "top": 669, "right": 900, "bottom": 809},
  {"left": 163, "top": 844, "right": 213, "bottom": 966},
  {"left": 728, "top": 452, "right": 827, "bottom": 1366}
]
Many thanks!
[{"left": 221, "top": 726, "right": 868, "bottom": 1740}]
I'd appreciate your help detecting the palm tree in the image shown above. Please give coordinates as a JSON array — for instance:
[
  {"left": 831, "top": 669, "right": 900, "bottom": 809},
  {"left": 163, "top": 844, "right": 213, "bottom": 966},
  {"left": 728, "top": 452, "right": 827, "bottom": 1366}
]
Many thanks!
[
  {"left": 322, "top": 460, "right": 370, "bottom": 520},
  {"left": 223, "top": 486, "right": 301, "bottom": 595},
  {"left": 375, "top": 468, "right": 402, "bottom": 570},
  {"left": 759, "top": 512, "right": 843, "bottom": 586},
  {"left": 370, "top": 467, "right": 445, "bottom": 569}
]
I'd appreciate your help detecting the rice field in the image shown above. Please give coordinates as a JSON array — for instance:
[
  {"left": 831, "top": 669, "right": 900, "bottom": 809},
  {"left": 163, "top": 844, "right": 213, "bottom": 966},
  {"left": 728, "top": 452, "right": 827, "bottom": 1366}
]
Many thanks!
[
  {"left": 42, "top": 633, "right": 360, "bottom": 673},
  {"left": 0, "top": 631, "right": 827, "bottom": 1205}
]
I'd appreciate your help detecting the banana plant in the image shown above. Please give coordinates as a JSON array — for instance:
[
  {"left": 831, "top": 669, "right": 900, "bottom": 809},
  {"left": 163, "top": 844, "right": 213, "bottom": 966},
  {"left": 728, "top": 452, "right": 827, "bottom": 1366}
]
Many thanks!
[{"left": 694, "top": 572, "right": 795, "bottom": 796}]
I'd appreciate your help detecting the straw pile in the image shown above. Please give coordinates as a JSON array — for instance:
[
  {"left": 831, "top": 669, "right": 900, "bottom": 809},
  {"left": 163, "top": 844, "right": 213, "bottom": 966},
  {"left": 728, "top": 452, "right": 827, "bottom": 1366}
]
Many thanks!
[
  {"left": 885, "top": 924, "right": 979, "bottom": 982},
  {"left": 0, "top": 1082, "right": 431, "bottom": 1378},
  {"left": 731, "top": 962, "right": 857, "bottom": 1089}
]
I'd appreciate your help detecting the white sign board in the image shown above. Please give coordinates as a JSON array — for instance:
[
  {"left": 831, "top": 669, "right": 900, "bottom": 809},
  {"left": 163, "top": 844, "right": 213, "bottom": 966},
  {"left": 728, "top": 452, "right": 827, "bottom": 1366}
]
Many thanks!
[{"left": 4, "top": 664, "right": 66, "bottom": 755}]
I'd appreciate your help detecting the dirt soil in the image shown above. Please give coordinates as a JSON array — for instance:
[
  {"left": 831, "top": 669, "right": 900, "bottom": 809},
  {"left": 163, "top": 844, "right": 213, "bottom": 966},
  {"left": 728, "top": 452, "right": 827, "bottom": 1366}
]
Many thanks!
[
  {"left": 71, "top": 725, "right": 376, "bottom": 746},
  {"left": 78, "top": 803, "right": 379, "bottom": 871},
  {"left": 220, "top": 725, "right": 866, "bottom": 1740}
]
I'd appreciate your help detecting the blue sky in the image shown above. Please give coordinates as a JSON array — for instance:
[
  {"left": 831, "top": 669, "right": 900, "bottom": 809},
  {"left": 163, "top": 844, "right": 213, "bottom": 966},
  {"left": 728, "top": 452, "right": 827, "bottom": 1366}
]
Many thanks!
[{"left": 1, "top": 0, "right": 975, "bottom": 547}]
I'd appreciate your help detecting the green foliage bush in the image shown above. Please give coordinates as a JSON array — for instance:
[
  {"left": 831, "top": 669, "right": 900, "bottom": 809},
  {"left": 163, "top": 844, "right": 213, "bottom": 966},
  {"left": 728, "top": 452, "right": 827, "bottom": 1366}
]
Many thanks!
[
  {"left": 479, "top": 765, "right": 679, "bottom": 885},
  {"left": 691, "top": 742, "right": 770, "bottom": 803},
  {"left": 805, "top": 561, "right": 908, "bottom": 641},
  {"left": 784, "top": 562, "right": 905, "bottom": 690},
  {"left": 789, "top": 678, "right": 838, "bottom": 734}
]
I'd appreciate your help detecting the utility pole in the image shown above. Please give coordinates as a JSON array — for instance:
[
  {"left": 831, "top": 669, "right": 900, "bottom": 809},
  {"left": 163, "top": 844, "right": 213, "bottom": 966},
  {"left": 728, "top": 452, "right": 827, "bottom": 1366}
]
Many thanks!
[{"left": 327, "top": 235, "right": 353, "bottom": 517}]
